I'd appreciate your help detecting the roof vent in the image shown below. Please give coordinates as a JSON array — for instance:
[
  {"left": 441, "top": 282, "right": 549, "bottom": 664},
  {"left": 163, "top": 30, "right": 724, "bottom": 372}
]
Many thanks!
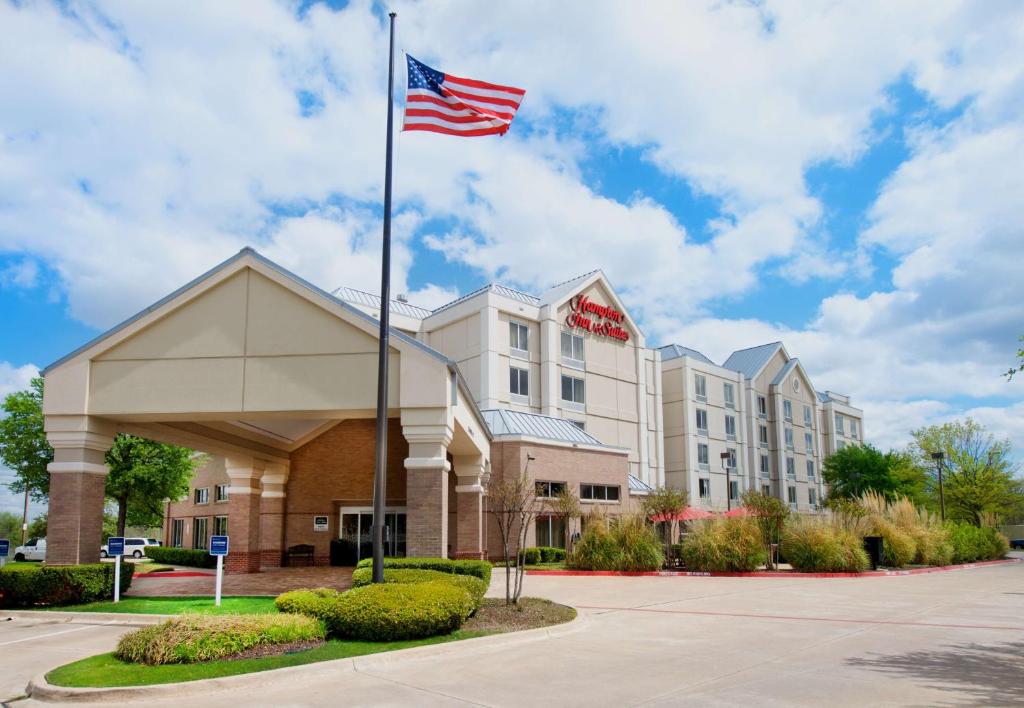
[{"left": 396, "top": 293, "right": 408, "bottom": 303}]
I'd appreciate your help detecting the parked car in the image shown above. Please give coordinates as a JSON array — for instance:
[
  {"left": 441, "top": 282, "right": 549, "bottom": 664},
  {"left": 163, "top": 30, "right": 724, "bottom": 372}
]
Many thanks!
[
  {"left": 14, "top": 538, "right": 46, "bottom": 562},
  {"left": 100, "top": 537, "right": 159, "bottom": 559},
  {"left": 1011, "top": 538, "right": 1024, "bottom": 550}
]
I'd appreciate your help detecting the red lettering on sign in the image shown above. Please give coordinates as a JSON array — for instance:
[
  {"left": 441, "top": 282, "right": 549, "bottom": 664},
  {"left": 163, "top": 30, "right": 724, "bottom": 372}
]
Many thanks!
[{"left": 566, "top": 295, "right": 630, "bottom": 342}]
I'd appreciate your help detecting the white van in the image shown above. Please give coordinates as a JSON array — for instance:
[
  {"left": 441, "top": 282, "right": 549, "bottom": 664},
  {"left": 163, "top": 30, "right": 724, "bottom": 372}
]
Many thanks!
[
  {"left": 100, "top": 537, "right": 160, "bottom": 559},
  {"left": 13, "top": 538, "right": 46, "bottom": 562}
]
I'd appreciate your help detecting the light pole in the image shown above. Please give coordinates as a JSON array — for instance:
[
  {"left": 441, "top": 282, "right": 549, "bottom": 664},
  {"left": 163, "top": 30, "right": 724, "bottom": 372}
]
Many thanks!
[
  {"left": 720, "top": 451, "right": 732, "bottom": 511},
  {"left": 930, "top": 451, "right": 945, "bottom": 522}
]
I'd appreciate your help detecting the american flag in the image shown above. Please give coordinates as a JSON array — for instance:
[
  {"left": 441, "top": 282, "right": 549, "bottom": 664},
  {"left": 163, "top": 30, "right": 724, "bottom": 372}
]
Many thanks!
[{"left": 403, "top": 54, "right": 525, "bottom": 137}]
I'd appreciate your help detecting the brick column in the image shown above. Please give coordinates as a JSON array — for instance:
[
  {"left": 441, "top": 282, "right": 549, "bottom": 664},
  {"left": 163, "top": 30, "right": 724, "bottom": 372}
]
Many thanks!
[
  {"left": 44, "top": 416, "right": 114, "bottom": 566},
  {"left": 404, "top": 425, "right": 452, "bottom": 558},
  {"left": 225, "top": 457, "right": 264, "bottom": 574},
  {"left": 452, "top": 455, "right": 485, "bottom": 560},
  {"left": 259, "top": 463, "right": 289, "bottom": 568}
]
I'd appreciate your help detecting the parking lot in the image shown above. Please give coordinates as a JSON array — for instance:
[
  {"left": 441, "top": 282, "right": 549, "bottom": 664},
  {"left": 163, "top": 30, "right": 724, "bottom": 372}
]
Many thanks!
[{"left": 3, "top": 557, "right": 1023, "bottom": 706}]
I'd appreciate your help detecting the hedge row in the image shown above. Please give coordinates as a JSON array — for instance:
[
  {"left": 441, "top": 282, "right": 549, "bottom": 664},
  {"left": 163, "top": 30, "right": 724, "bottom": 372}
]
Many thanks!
[
  {"left": 0, "top": 563, "right": 134, "bottom": 608},
  {"left": 354, "top": 557, "right": 491, "bottom": 585},
  {"left": 276, "top": 581, "right": 475, "bottom": 641},
  {"left": 350, "top": 567, "right": 487, "bottom": 609},
  {"left": 519, "top": 547, "right": 566, "bottom": 564},
  {"left": 948, "top": 523, "right": 1010, "bottom": 563},
  {"left": 116, "top": 613, "right": 324, "bottom": 665},
  {"left": 144, "top": 546, "right": 218, "bottom": 568}
]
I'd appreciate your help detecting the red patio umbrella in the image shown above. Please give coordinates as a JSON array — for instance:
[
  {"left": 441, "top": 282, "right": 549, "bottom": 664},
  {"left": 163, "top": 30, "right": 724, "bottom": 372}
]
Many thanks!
[
  {"left": 722, "top": 506, "right": 752, "bottom": 517},
  {"left": 650, "top": 507, "right": 716, "bottom": 522}
]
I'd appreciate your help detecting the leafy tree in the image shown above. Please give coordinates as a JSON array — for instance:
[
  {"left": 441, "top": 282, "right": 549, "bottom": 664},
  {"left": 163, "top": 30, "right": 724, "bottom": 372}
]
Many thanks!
[
  {"left": 26, "top": 513, "right": 47, "bottom": 539},
  {"left": 1005, "top": 334, "right": 1023, "bottom": 380},
  {"left": 640, "top": 486, "right": 689, "bottom": 545},
  {"left": 0, "top": 511, "right": 21, "bottom": 544},
  {"left": 741, "top": 490, "right": 789, "bottom": 571},
  {"left": 105, "top": 435, "right": 200, "bottom": 536},
  {"left": 822, "top": 443, "right": 926, "bottom": 503},
  {"left": 911, "top": 419, "right": 1022, "bottom": 525},
  {"left": 0, "top": 377, "right": 52, "bottom": 502}
]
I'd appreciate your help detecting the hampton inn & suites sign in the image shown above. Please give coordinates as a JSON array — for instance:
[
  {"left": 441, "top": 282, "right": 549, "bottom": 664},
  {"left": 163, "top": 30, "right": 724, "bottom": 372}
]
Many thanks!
[{"left": 565, "top": 294, "right": 630, "bottom": 342}]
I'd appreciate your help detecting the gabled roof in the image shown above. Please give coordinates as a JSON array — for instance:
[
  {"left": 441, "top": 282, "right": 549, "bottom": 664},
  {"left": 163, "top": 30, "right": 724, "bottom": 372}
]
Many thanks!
[
  {"left": 428, "top": 282, "right": 539, "bottom": 317},
  {"left": 538, "top": 270, "right": 601, "bottom": 308},
  {"left": 659, "top": 344, "right": 715, "bottom": 365},
  {"left": 628, "top": 474, "right": 654, "bottom": 494},
  {"left": 331, "top": 285, "right": 432, "bottom": 318},
  {"left": 721, "top": 342, "right": 783, "bottom": 379},
  {"left": 481, "top": 409, "right": 609, "bottom": 447},
  {"left": 770, "top": 357, "right": 800, "bottom": 386}
]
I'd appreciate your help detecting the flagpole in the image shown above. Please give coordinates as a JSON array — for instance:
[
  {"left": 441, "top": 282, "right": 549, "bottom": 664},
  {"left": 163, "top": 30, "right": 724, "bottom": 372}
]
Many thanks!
[{"left": 372, "top": 11, "right": 397, "bottom": 585}]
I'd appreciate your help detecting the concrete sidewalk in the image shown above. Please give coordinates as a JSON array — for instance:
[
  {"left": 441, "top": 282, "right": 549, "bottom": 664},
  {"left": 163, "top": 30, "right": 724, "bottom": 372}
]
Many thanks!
[{"left": 9, "top": 558, "right": 1024, "bottom": 706}]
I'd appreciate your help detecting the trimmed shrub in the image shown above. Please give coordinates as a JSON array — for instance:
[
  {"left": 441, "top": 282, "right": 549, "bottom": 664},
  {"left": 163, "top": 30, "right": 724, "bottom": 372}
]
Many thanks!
[
  {"left": 947, "top": 523, "right": 1010, "bottom": 563},
  {"left": 0, "top": 563, "right": 134, "bottom": 608},
  {"left": 679, "top": 518, "right": 766, "bottom": 572},
  {"left": 354, "top": 557, "right": 492, "bottom": 585},
  {"left": 567, "top": 514, "right": 663, "bottom": 572},
  {"left": 116, "top": 613, "right": 324, "bottom": 665},
  {"left": 274, "top": 587, "right": 343, "bottom": 616},
  {"left": 519, "top": 547, "right": 542, "bottom": 565},
  {"left": 537, "top": 546, "right": 566, "bottom": 563},
  {"left": 326, "top": 582, "right": 474, "bottom": 640},
  {"left": 350, "top": 568, "right": 487, "bottom": 609},
  {"left": 872, "top": 519, "right": 915, "bottom": 568},
  {"left": 782, "top": 518, "right": 869, "bottom": 573},
  {"left": 145, "top": 546, "right": 217, "bottom": 569},
  {"left": 980, "top": 527, "right": 1010, "bottom": 560}
]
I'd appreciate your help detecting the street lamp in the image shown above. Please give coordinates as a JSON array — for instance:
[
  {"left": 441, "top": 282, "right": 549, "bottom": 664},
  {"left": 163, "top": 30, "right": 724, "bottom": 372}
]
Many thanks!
[
  {"left": 720, "top": 452, "right": 732, "bottom": 511},
  {"left": 930, "top": 451, "right": 946, "bottom": 522}
]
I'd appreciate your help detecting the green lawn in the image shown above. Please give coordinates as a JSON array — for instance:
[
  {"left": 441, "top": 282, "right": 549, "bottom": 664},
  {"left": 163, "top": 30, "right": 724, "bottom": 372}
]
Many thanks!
[
  {"left": 47, "top": 630, "right": 491, "bottom": 688},
  {"left": 42, "top": 596, "right": 278, "bottom": 615}
]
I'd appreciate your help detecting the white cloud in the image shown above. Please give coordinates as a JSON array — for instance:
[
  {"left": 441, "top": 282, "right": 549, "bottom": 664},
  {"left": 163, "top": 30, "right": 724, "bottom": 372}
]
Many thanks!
[
  {"left": 0, "top": 259, "right": 39, "bottom": 289},
  {"left": 0, "top": 362, "right": 37, "bottom": 399}
]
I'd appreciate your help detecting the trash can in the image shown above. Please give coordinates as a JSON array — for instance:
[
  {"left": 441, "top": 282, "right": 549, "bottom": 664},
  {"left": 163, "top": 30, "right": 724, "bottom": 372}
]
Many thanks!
[{"left": 863, "top": 536, "right": 883, "bottom": 570}]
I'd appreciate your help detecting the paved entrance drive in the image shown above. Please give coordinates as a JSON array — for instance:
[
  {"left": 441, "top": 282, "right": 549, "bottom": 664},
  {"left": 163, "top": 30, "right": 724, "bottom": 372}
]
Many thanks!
[
  {"left": 6, "top": 559, "right": 1023, "bottom": 706},
  {"left": 128, "top": 566, "right": 354, "bottom": 596}
]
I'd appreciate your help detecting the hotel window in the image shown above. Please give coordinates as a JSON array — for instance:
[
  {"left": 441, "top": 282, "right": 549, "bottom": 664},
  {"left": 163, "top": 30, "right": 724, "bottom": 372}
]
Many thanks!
[
  {"left": 694, "top": 374, "right": 707, "bottom": 402},
  {"left": 580, "top": 484, "right": 620, "bottom": 502},
  {"left": 783, "top": 399, "right": 793, "bottom": 422},
  {"left": 785, "top": 427, "right": 794, "bottom": 450},
  {"left": 761, "top": 484, "right": 771, "bottom": 496},
  {"left": 214, "top": 516, "right": 228, "bottom": 537},
  {"left": 726, "top": 447, "right": 738, "bottom": 470},
  {"left": 759, "top": 454, "right": 770, "bottom": 477},
  {"left": 787, "top": 486, "right": 798, "bottom": 506},
  {"left": 697, "top": 443, "right": 709, "bottom": 472},
  {"left": 696, "top": 409, "right": 708, "bottom": 436},
  {"left": 805, "top": 432, "right": 814, "bottom": 453},
  {"left": 536, "top": 481, "right": 567, "bottom": 498},
  {"left": 803, "top": 405, "right": 812, "bottom": 427},
  {"left": 171, "top": 519, "right": 184, "bottom": 548},
  {"left": 194, "top": 487, "right": 209, "bottom": 505},
  {"left": 850, "top": 419, "right": 859, "bottom": 439},
  {"left": 838, "top": 440, "right": 846, "bottom": 450},
  {"left": 536, "top": 516, "right": 567, "bottom": 548},
  {"left": 569, "top": 420, "right": 586, "bottom": 432},
  {"left": 560, "top": 331, "right": 585, "bottom": 368},
  {"left": 757, "top": 395, "right": 767, "bottom": 419},
  {"left": 509, "top": 321, "right": 529, "bottom": 356},
  {"left": 561, "top": 374, "right": 585, "bottom": 407},
  {"left": 809, "top": 488, "right": 818, "bottom": 507},
  {"left": 723, "top": 382, "right": 735, "bottom": 409},
  {"left": 215, "top": 483, "right": 229, "bottom": 503},
  {"left": 835, "top": 413, "right": 845, "bottom": 436},
  {"left": 759, "top": 425, "right": 769, "bottom": 448},
  {"left": 192, "top": 517, "right": 209, "bottom": 550},
  {"left": 729, "top": 480, "right": 739, "bottom": 501},
  {"left": 786, "top": 457, "right": 796, "bottom": 479},
  {"left": 725, "top": 415, "right": 737, "bottom": 441},
  {"left": 510, "top": 366, "right": 529, "bottom": 398},
  {"left": 806, "top": 460, "right": 815, "bottom": 481},
  {"left": 698, "top": 478, "right": 710, "bottom": 499}
]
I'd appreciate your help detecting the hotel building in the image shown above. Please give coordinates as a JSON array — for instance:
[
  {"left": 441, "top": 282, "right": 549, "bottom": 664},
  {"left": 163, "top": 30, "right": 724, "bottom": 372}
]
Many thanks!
[{"left": 40, "top": 248, "right": 861, "bottom": 570}]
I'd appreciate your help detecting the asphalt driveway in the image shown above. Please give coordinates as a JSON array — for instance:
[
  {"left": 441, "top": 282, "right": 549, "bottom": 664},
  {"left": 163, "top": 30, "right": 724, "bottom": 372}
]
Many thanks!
[{"left": 5, "top": 558, "right": 1023, "bottom": 706}]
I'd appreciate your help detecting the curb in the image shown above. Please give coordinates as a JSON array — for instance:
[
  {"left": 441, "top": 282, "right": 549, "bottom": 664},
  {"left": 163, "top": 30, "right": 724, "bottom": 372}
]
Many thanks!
[
  {"left": 25, "top": 610, "right": 585, "bottom": 703},
  {"left": 527, "top": 558, "right": 1020, "bottom": 579},
  {"left": 3, "top": 610, "right": 171, "bottom": 625}
]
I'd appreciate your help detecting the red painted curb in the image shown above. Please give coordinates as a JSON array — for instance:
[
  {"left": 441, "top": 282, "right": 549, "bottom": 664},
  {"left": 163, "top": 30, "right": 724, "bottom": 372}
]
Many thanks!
[
  {"left": 527, "top": 558, "right": 1020, "bottom": 579},
  {"left": 134, "top": 571, "right": 215, "bottom": 578}
]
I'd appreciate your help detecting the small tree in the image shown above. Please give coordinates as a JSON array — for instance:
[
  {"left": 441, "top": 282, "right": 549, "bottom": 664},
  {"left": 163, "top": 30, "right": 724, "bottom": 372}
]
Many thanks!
[
  {"left": 488, "top": 466, "right": 544, "bottom": 605},
  {"left": 549, "top": 487, "right": 581, "bottom": 553},
  {"left": 0, "top": 377, "right": 52, "bottom": 503},
  {"left": 640, "top": 486, "right": 689, "bottom": 545},
  {"left": 742, "top": 490, "right": 789, "bottom": 571}
]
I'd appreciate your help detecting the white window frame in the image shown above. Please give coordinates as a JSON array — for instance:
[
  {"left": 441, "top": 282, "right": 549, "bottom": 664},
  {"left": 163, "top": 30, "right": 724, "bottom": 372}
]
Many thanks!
[
  {"left": 726, "top": 447, "right": 738, "bottom": 470},
  {"left": 850, "top": 419, "right": 859, "bottom": 439},
  {"left": 698, "top": 478, "right": 711, "bottom": 499},
  {"left": 536, "top": 480, "right": 567, "bottom": 499},
  {"left": 787, "top": 486, "right": 798, "bottom": 507},
  {"left": 806, "top": 459, "right": 815, "bottom": 480},
  {"left": 214, "top": 515, "right": 228, "bottom": 537},
  {"left": 561, "top": 374, "right": 585, "bottom": 411},
  {"left": 215, "top": 483, "right": 229, "bottom": 503},
  {"left": 580, "top": 483, "right": 620, "bottom": 503},
  {"left": 803, "top": 405, "right": 812, "bottom": 427},
  {"left": 694, "top": 374, "right": 707, "bottom": 403},
  {"left": 696, "top": 408, "right": 708, "bottom": 436},
  {"left": 757, "top": 395, "right": 767, "bottom": 419},
  {"left": 192, "top": 517, "right": 209, "bottom": 550},
  {"left": 509, "top": 321, "right": 529, "bottom": 359},
  {"left": 725, "top": 414, "right": 737, "bottom": 441},
  {"left": 560, "top": 330, "right": 585, "bottom": 369},
  {"left": 809, "top": 488, "right": 818, "bottom": 507},
  {"left": 723, "top": 382, "right": 735, "bottom": 409},
  {"left": 759, "top": 454, "right": 770, "bottom": 478},
  {"left": 835, "top": 413, "right": 845, "bottom": 436},
  {"left": 510, "top": 366, "right": 529, "bottom": 400},
  {"left": 805, "top": 432, "right": 814, "bottom": 454},
  {"left": 171, "top": 518, "right": 184, "bottom": 548},
  {"left": 783, "top": 399, "right": 793, "bottom": 422},
  {"left": 785, "top": 427, "right": 794, "bottom": 450},
  {"left": 761, "top": 484, "right": 771, "bottom": 496},
  {"left": 194, "top": 487, "right": 209, "bottom": 505},
  {"left": 729, "top": 480, "right": 739, "bottom": 501},
  {"left": 697, "top": 443, "right": 709, "bottom": 472},
  {"left": 759, "top": 424, "right": 769, "bottom": 448},
  {"left": 786, "top": 457, "right": 796, "bottom": 479}
]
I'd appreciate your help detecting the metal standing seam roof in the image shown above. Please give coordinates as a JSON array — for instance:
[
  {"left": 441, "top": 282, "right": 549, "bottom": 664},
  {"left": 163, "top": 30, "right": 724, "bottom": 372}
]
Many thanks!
[
  {"left": 331, "top": 285, "right": 433, "bottom": 319},
  {"left": 721, "top": 342, "right": 783, "bottom": 379},
  {"left": 538, "top": 269, "right": 601, "bottom": 307},
  {"left": 770, "top": 357, "right": 800, "bottom": 387},
  {"left": 659, "top": 344, "right": 715, "bottom": 365},
  {"left": 481, "top": 409, "right": 610, "bottom": 446},
  {"left": 427, "top": 282, "right": 540, "bottom": 317},
  {"left": 628, "top": 474, "right": 654, "bottom": 493}
]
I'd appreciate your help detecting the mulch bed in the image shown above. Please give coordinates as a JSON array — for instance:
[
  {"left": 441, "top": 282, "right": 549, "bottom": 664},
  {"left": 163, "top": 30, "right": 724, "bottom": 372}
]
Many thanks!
[
  {"left": 225, "top": 639, "right": 326, "bottom": 660},
  {"left": 462, "top": 597, "right": 576, "bottom": 633}
]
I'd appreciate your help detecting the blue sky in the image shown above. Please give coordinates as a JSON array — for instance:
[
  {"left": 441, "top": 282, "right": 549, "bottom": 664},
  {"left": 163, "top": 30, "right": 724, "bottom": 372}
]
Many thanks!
[{"left": 1, "top": 0, "right": 1023, "bottom": 517}]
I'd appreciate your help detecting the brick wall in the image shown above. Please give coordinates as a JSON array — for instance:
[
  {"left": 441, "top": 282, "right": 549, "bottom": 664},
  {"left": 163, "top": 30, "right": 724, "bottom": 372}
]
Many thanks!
[
  {"left": 47, "top": 471, "right": 107, "bottom": 565},
  {"left": 164, "top": 456, "right": 230, "bottom": 550}
]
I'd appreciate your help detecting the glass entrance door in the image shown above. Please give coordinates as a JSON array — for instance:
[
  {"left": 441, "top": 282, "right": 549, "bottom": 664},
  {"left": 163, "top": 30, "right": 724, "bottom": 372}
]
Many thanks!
[{"left": 339, "top": 510, "right": 407, "bottom": 561}]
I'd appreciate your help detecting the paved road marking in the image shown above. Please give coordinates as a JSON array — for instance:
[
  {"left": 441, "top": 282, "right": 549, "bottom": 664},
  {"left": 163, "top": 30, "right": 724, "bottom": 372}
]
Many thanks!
[
  {"left": 0, "top": 621, "right": 114, "bottom": 647},
  {"left": 575, "top": 605, "right": 1024, "bottom": 631}
]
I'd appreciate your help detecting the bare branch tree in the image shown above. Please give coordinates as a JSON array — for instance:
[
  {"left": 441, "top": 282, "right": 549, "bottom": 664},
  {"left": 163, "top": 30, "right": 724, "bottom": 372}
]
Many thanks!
[
  {"left": 487, "top": 459, "right": 544, "bottom": 605},
  {"left": 549, "top": 487, "right": 582, "bottom": 553}
]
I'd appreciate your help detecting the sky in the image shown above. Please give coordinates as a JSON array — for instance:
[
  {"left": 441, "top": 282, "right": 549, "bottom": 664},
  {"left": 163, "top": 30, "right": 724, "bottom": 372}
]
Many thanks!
[{"left": 1, "top": 0, "right": 1023, "bottom": 517}]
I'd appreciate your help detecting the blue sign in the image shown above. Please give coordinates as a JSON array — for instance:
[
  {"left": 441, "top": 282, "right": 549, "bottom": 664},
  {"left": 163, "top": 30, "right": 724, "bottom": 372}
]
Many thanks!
[
  {"left": 0, "top": 539, "right": 9, "bottom": 557},
  {"left": 108, "top": 537, "right": 125, "bottom": 556},
  {"left": 210, "top": 535, "right": 229, "bottom": 556}
]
